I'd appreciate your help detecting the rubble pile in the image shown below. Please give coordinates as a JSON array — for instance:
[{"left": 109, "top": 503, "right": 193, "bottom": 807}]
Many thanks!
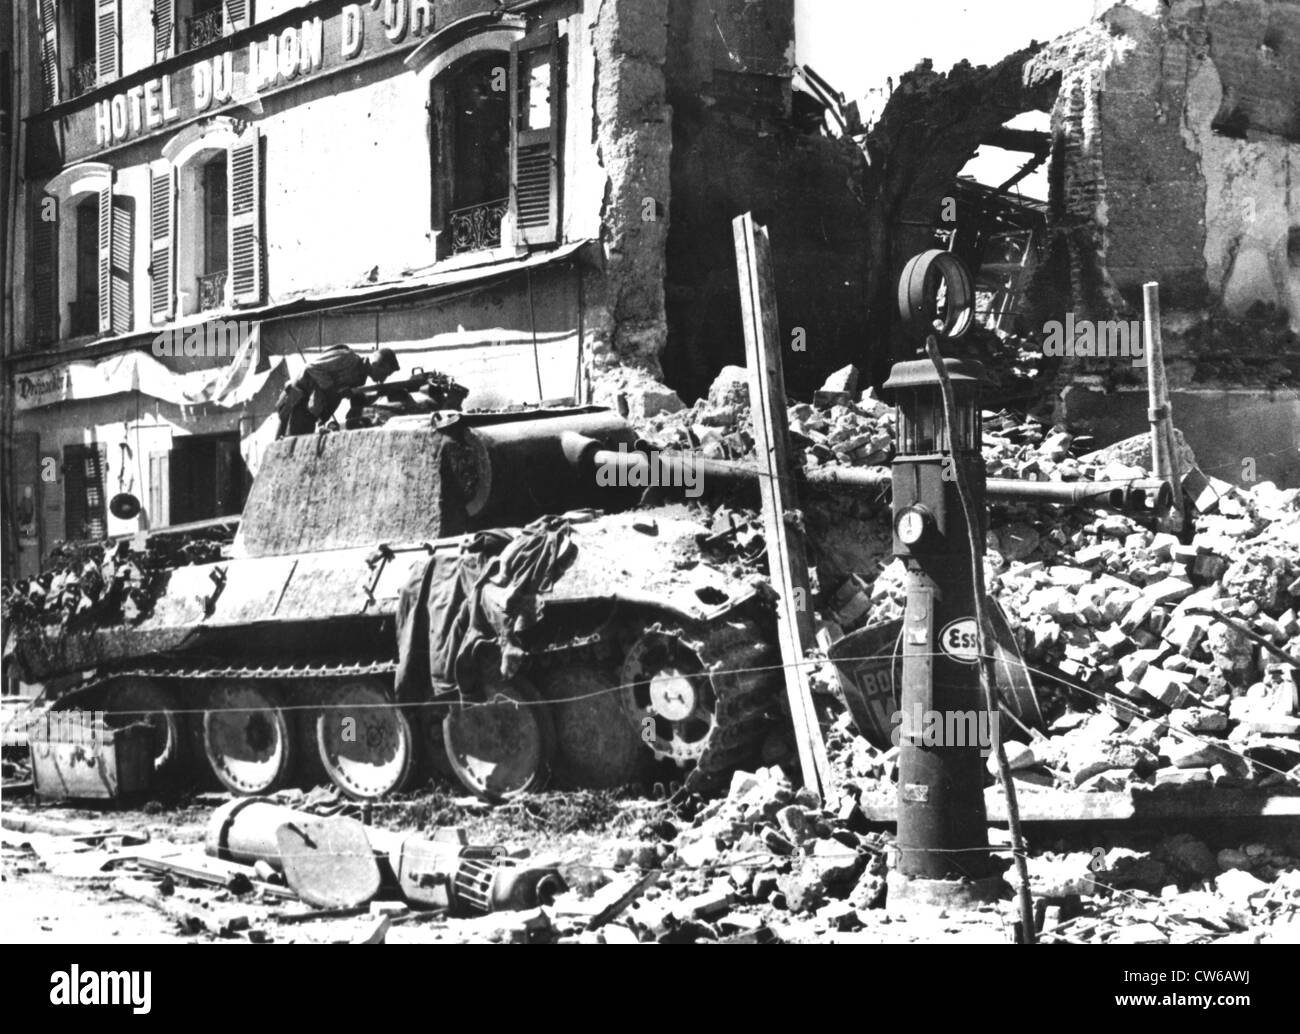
[
  {"left": 1, "top": 530, "right": 232, "bottom": 639},
  {"left": 556, "top": 763, "right": 894, "bottom": 943},
  {"left": 641, "top": 364, "right": 1300, "bottom": 798},
  {"left": 979, "top": 464, "right": 1300, "bottom": 793},
  {"left": 1010, "top": 832, "right": 1300, "bottom": 944},
  {"left": 639, "top": 364, "right": 897, "bottom": 470}
]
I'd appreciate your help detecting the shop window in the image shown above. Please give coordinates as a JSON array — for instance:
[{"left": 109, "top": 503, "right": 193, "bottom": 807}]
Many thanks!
[{"left": 162, "top": 433, "right": 247, "bottom": 525}]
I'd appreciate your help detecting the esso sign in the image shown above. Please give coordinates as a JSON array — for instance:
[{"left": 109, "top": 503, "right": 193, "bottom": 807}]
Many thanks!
[{"left": 939, "top": 618, "right": 980, "bottom": 664}]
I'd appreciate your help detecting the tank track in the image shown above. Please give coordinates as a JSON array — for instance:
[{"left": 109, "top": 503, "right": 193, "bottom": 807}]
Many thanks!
[
  {"left": 45, "top": 617, "right": 780, "bottom": 796},
  {"left": 59, "top": 659, "right": 398, "bottom": 699},
  {"left": 660, "top": 620, "right": 781, "bottom": 794}
]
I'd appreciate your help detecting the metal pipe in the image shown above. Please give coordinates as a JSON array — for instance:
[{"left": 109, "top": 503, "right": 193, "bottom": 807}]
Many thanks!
[
  {"left": 577, "top": 439, "right": 1170, "bottom": 513},
  {"left": 988, "top": 477, "right": 1172, "bottom": 511}
]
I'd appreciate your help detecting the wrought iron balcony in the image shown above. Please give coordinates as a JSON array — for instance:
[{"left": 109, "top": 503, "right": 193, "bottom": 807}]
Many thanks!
[
  {"left": 186, "top": 8, "right": 225, "bottom": 52},
  {"left": 448, "top": 198, "right": 509, "bottom": 255},
  {"left": 69, "top": 58, "right": 98, "bottom": 99},
  {"left": 197, "top": 270, "right": 228, "bottom": 312}
]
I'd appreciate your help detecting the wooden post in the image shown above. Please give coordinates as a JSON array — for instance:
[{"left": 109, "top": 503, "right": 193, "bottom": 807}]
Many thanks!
[
  {"left": 733, "top": 213, "right": 833, "bottom": 798},
  {"left": 1142, "top": 282, "right": 1185, "bottom": 531}
]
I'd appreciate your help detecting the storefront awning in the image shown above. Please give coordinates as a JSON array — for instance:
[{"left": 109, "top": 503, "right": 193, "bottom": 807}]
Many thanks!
[{"left": 12, "top": 325, "right": 279, "bottom": 412}]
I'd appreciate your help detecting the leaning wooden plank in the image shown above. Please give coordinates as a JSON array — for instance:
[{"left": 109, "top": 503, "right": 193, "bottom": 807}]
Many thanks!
[{"left": 732, "top": 212, "right": 833, "bottom": 798}]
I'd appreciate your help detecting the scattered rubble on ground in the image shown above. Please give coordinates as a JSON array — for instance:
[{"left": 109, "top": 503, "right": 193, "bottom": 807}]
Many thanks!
[{"left": 640, "top": 364, "right": 1300, "bottom": 797}]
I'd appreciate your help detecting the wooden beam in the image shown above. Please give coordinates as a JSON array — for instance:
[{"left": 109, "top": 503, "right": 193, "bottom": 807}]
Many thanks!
[{"left": 732, "top": 213, "right": 833, "bottom": 798}]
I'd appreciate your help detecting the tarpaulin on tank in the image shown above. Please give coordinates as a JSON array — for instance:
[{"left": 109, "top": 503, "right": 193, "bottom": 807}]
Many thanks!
[{"left": 394, "top": 516, "right": 577, "bottom": 702}]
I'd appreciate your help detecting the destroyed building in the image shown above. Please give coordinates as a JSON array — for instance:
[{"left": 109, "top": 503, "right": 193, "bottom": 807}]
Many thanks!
[
  {"left": 864, "top": 0, "right": 1300, "bottom": 482},
  {"left": 0, "top": 0, "right": 869, "bottom": 577}
]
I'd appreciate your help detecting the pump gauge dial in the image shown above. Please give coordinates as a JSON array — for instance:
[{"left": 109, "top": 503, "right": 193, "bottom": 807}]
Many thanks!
[{"left": 896, "top": 505, "right": 933, "bottom": 545}]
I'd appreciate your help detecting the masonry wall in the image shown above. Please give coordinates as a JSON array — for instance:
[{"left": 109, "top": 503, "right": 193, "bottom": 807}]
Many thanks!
[{"left": 1040, "top": 0, "right": 1300, "bottom": 325}]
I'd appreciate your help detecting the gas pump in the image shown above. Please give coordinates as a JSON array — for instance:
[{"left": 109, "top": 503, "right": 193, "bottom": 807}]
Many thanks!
[{"left": 881, "top": 252, "right": 1001, "bottom": 901}]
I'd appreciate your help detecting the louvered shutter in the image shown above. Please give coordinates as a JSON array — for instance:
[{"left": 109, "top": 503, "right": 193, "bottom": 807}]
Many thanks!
[
  {"left": 154, "top": 0, "right": 176, "bottom": 62},
  {"left": 97, "top": 185, "right": 112, "bottom": 333},
  {"left": 65, "top": 444, "right": 107, "bottom": 541},
  {"left": 223, "top": 0, "right": 252, "bottom": 34},
  {"left": 32, "top": 197, "right": 59, "bottom": 344},
  {"left": 39, "top": 0, "right": 60, "bottom": 106},
  {"left": 228, "top": 128, "right": 263, "bottom": 306},
  {"left": 96, "top": 0, "right": 120, "bottom": 83},
  {"left": 111, "top": 199, "right": 133, "bottom": 334},
  {"left": 510, "top": 28, "right": 562, "bottom": 247},
  {"left": 149, "top": 451, "right": 170, "bottom": 528},
  {"left": 149, "top": 164, "right": 175, "bottom": 322}
]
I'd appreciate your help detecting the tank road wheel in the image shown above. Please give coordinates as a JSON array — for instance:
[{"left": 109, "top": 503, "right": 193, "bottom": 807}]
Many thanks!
[
  {"left": 536, "top": 664, "right": 648, "bottom": 789},
  {"left": 444, "top": 654, "right": 554, "bottom": 801},
  {"left": 202, "top": 684, "right": 295, "bottom": 795},
  {"left": 316, "top": 679, "right": 415, "bottom": 800},
  {"left": 621, "top": 620, "right": 778, "bottom": 792},
  {"left": 102, "top": 678, "right": 189, "bottom": 781}
]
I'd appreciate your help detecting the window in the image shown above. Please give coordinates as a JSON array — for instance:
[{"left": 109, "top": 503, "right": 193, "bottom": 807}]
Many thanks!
[
  {"left": 69, "top": 4, "right": 99, "bottom": 99},
  {"left": 41, "top": 162, "right": 132, "bottom": 341},
  {"left": 428, "top": 27, "right": 563, "bottom": 258},
  {"left": 201, "top": 157, "right": 229, "bottom": 304},
  {"left": 156, "top": 433, "right": 247, "bottom": 526},
  {"left": 184, "top": 0, "right": 224, "bottom": 52},
  {"left": 183, "top": 0, "right": 251, "bottom": 52},
  {"left": 56, "top": 0, "right": 117, "bottom": 100},
  {"left": 72, "top": 197, "right": 99, "bottom": 336},
  {"left": 431, "top": 52, "right": 511, "bottom": 256},
  {"left": 161, "top": 120, "right": 263, "bottom": 317},
  {"left": 64, "top": 444, "right": 107, "bottom": 541}
]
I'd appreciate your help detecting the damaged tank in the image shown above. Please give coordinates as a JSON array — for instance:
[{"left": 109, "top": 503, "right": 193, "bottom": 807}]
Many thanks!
[{"left": 8, "top": 407, "right": 783, "bottom": 801}]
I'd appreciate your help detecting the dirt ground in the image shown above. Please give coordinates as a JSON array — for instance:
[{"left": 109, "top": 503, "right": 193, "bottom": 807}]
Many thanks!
[
  {"left": 4, "top": 778, "right": 1297, "bottom": 945},
  {"left": 0, "top": 785, "right": 1019, "bottom": 945}
]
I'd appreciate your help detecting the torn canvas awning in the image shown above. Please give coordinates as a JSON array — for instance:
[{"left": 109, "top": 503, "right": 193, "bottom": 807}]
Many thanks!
[{"left": 12, "top": 325, "right": 282, "bottom": 411}]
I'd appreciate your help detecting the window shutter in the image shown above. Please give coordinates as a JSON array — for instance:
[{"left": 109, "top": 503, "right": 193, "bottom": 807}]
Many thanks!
[
  {"left": 39, "top": 0, "right": 60, "bottom": 106},
  {"left": 510, "top": 28, "right": 562, "bottom": 248},
  {"left": 149, "top": 450, "right": 170, "bottom": 528},
  {"left": 223, "top": 0, "right": 252, "bottom": 34},
  {"left": 228, "top": 127, "right": 263, "bottom": 306},
  {"left": 154, "top": 0, "right": 176, "bottom": 62},
  {"left": 96, "top": 0, "right": 120, "bottom": 83},
  {"left": 111, "top": 198, "right": 133, "bottom": 334},
  {"left": 65, "top": 444, "right": 108, "bottom": 541},
  {"left": 97, "top": 185, "right": 112, "bottom": 333},
  {"left": 149, "top": 164, "right": 175, "bottom": 322},
  {"left": 32, "top": 197, "right": 59, "bottom": 344}
]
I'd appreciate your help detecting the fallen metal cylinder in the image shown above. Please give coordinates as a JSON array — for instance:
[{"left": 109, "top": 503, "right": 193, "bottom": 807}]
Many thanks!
[
  {"left": 987, "top": 477, "right": 1173, "bottom": 511},
  {"left": 205, "top": 798, "right": 317, "bottom": 869}
]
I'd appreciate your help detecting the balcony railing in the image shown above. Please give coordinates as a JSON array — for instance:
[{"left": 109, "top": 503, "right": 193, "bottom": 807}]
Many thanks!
[
  {"left": 197, "top": 270, "right": 228, "bottom": 312},
  {"left": 448, "top": 198, "right": 509, "bottom": 255},
  {"left": 186, "top": 8, "right": 225, "bottom": 52},
  {"left": 69, "top": 58, "right": 98, "bottom": 99}
]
